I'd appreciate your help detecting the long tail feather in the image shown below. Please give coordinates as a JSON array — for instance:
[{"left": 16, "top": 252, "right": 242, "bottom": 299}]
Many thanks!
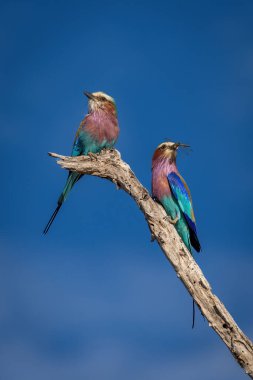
[
  {"left": 43, "top": 203, "right": 62, "bottom": 234},
  {"left": 43, "top": 172, "right": 82, "bottom": 234}
]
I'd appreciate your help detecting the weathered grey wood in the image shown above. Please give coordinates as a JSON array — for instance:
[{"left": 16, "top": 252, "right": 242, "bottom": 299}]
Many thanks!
[{"left": 49, "top": 149, "right": 253, "bottom": 378}]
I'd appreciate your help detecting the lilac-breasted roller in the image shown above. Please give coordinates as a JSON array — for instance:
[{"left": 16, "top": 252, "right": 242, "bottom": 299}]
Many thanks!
[
  {"left": 152, "top": 141, "right": 201, "bottom": 253},
  {"left": 43, "top": 91, "right": 119, "bottom": 234},
  {"left": 152, "top": 141, "right": 201, "bottom": 327}
]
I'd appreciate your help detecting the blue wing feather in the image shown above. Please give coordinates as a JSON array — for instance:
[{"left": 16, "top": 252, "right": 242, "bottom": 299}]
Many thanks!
[
  {"left": 168, "top": 172, "right": 201, "bottom": 252},
  {"left": 72, "top": 136, "right": 83, "bottom": 156},
  {"left": 71, "top": 127, "right": 86, "bottom": 157}
]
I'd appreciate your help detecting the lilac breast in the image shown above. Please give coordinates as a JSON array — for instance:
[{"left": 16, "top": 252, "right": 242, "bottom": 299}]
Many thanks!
[
  {"left": 86, "top": 110, "right": 119, "bottom": 144},
  {"left": 152, "top": 158, "right": 178, "bottom": 200}
]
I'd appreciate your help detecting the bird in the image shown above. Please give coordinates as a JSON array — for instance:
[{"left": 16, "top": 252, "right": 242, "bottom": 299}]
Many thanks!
[
  {"left": 43, "top": 91, "right": 119, "bottom": 234},
  {"left": 152, "top": 141, "right": 201, "bottom": 328},
  {"left": 151, "top": 141, "right": 201, "bottom": 253}
]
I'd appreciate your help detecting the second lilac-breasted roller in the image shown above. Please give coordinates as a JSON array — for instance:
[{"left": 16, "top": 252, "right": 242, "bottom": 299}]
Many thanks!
[
  {"left": 43, "top": 91, "right": 119, "bottom": 234},
  {"left": 152, "top": 141, "right": 201, "bottom": 253}
]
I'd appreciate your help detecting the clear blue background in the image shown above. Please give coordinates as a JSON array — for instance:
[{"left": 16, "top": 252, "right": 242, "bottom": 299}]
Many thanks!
[{"left": 1, "top": 0, "right": 253, "bottom": 379}]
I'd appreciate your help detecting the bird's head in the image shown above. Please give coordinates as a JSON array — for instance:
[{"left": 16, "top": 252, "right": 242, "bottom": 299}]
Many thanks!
[
  {"left": 84, "top": 91, "right": 117, "bottom": 115},
  {"left": 152, "top": 141, "right": 190, "bottom": 163}
]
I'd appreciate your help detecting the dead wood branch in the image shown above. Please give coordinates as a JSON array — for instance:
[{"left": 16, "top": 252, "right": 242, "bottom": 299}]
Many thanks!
[{"left": 49, "top": 149, "right": 253, "bottom": 378}]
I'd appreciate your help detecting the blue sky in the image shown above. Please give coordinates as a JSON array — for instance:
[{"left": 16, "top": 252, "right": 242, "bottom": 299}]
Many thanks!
[{"left": 1, "top": 0, "right": 253, "bottom": 379}]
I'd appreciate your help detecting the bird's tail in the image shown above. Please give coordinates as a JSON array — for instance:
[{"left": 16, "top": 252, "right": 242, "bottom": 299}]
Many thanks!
[
  {"left": 185, "top": 239, "right": 196, "bottom": 329},
  {"left": 43, "top": 203, "right": 62, "bottom": 234},
  {"left": 43, "top": 172, "right": 81, "bottom": 234}
]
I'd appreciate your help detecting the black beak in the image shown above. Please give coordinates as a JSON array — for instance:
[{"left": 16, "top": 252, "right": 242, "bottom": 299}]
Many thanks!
[
  {"left": 83, "top": 91, "right": 96, "bottom": 100},
  {"left": 174, "top": 142, "right": 190, "bottom": 149}
]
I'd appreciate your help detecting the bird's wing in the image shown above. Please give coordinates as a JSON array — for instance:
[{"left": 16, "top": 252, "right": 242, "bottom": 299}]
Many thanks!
[
  {"left": 71, "top": 117, "right": 89, "bottom": 157},
  {"left": 167, "top": 172, "right": 201, "bottom": 252}
]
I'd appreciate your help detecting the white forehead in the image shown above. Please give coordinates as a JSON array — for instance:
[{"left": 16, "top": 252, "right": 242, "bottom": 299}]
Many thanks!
[
  {"left": 92, "top": 91, "right": 115, "bottom": 103},
  {"left": 157, "top": 141, "right": 175, "bottom": 149}
]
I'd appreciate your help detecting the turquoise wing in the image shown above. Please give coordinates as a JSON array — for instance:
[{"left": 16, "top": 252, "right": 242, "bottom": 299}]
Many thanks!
[
  {"left": 168, "top": 172, "right": 201, "bottom": 252},
  {"left": 71, "top": 115, "right": 93, "bottom": 157},
  {"left": 71, "top": 127, "right": 86, "bottom": 157}
]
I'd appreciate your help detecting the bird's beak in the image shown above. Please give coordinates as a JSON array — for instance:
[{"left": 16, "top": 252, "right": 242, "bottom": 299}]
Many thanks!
[
  {"left": 83, "top": 91, "right": 96, "bottom": 100},
  {"left": 174, "top": 142, "right": 190, "bottom": 149}
]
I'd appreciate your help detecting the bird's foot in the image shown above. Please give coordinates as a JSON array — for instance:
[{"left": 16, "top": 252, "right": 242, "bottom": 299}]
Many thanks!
[
  {"left": 88, "top": 152, "right": 98, "bottom": 160},
  {"left": 164, "top": 213, "right": 179, "bottom": 225}
]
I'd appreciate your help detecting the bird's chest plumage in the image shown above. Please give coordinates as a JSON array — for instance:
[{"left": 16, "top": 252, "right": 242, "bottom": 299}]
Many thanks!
[
  {"left": 86, "top": 112, "right": 118, "bottom": 142},
  {"left": 79, "top": 111, "right": 119, "bottom": 154},
  {"left": 152, "top": 159, "right": 181, "bottom": 216},
  {"left": 152, "top": 159, "right": 177, "bottom": 201},
  {"left": 152, "top": 168, "right": 181, "bottom": 223},
  {"left": 152, "top": 171, "right": 171, "bottom": 200}
]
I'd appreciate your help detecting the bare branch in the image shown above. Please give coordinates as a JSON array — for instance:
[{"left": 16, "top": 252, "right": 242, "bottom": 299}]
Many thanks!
[{"left": 49, "top": 149, "right": 253, "bottom": 378}]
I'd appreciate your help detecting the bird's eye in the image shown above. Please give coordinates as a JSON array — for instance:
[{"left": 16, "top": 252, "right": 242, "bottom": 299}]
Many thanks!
[{"left": 161, "top": 144, "right": 166, "bottom": 149}]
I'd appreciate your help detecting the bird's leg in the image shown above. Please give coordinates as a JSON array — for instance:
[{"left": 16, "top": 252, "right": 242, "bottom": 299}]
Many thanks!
[
  {"left": 88, "top": 152, "right": 98, "bottom": 160},
  {"left": 164, "top": 213, "right": 179, "bottom": 225}
]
